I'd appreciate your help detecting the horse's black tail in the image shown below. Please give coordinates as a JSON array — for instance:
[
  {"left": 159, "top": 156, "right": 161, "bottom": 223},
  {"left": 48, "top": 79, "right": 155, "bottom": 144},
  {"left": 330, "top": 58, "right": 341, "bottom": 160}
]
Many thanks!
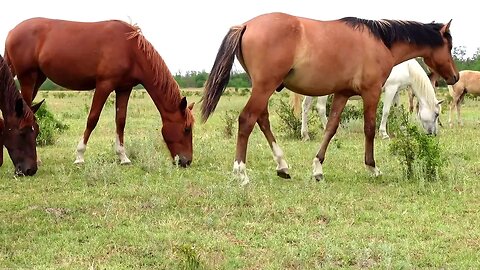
[{"left": 201, "top": 25, "right": 246, "bottom": 122}]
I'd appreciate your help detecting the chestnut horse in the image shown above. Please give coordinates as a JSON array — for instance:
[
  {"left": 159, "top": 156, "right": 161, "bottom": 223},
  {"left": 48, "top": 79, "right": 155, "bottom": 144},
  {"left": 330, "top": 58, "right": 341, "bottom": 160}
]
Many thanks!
[
  {"left": 448, "top": 70, "right": 480, "bottom": 127},
  {"left": 0, "top": 54, "right": 43, "bottom": 176},
  {"left": 201, "top": 12, "right": 458, "bottom": 185},
  {"left": 5, "top": 18, "right": 195, "bottom": 167}
]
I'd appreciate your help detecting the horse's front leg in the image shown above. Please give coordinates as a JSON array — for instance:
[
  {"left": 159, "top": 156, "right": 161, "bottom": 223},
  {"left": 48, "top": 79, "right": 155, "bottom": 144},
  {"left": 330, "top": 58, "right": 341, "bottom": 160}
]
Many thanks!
[
  {"left": 234, "top": 89, "right": 274, "bottom": 186},
  {"left": 316, "top": 95, "right": 329, "bottom": 131},
  {"left": 379, "top": 86, "right": 397, "bottom": 139},
  {"left": 313, "top": 93, "right": 350, "bottom": 181},
  {"left": 301, "top": 96, "right": 313, "bottom": 141},
  {"left": 257, "top": 106, "right": 290, "bottom": 179},
  {"left": 363, "top": 89, "right": 382, "bottom": 177}
]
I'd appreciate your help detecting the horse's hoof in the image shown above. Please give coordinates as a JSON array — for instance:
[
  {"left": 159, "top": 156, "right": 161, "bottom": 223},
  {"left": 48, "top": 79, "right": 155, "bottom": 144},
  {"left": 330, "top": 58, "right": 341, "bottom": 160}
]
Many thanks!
[
  {"left": 120, "top": 159, "right": 132, "bottom": 165},
  {"left": 240, "top": 178, "right": 250, "bottom": 186},
  {"left": 301, "top": 134, "right": 310, "bottom": 141},
  {"left": 381, "top": 134, "right": 390, "bottom": 140},
  {"left": 74, "top": 159, "right": 84, "bottom": 165},
  {"left": 277, "top": 170, "right": 291, "bottom": 179},
  {"left": 313, "top": 173, "right": 324, "bottom": 181}
]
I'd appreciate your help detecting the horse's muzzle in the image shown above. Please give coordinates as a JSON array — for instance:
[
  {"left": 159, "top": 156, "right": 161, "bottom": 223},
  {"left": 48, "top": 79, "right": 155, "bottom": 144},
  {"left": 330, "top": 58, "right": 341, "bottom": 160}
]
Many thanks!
[
  {"left": 173, "top": 155, "right": 192, "bottom": 168},
  {"left": 15, "top": 164, "right": 38, "bottom": 176}
]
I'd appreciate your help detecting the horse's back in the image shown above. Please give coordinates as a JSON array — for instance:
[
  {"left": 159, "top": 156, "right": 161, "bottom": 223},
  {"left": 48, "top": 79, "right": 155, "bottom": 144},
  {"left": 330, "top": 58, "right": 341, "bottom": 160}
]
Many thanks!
[
  {"left": 240, "top": 12, "right": 393, "bottom": 96},
  {"left": 459, "top": 70, "right": 480, "bottom": 94},
  {"left": 6, "top": 17, "right": 140, "bottom": 90}
]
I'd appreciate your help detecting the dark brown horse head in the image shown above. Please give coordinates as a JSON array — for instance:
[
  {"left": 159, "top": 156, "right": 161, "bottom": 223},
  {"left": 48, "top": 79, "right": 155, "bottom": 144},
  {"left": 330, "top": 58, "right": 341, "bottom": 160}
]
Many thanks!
[
  {"left": 423, "top": 20, "right": 459, "bottom": 85},
  {"left": 2, "top": 99, "right": 44, "bottom": 176},
  {"left": 161, "top": 97, "right": 194, "bottom": 167}
]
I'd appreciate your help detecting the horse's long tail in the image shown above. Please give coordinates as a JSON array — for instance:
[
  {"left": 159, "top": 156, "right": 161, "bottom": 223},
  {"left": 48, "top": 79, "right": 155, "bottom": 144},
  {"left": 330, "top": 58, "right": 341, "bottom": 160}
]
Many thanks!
[{"left": 201, "top": 25, "right": 246, "bottom": 122}]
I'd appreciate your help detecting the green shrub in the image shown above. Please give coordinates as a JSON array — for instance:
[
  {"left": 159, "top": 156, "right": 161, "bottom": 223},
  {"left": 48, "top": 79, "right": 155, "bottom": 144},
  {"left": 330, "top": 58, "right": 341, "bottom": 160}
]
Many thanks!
[
  {"left": 275, "top": 98, "right": 320, "bottom": 139},
  {"left": 388, "top": 105, "right": 445, "bottom": 181},
  {"left": 36, "top": 101, "right": 69, "bottom": 146},
  {"left": 222, "top": 109, "right": 237, "bottom": 138}
]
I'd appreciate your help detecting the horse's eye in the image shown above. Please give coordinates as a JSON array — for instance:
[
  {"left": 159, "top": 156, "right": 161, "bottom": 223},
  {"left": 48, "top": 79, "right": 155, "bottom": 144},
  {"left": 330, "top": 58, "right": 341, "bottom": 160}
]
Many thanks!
[{"left": 184, "top": 127, "right": 191, "bottom": 134}]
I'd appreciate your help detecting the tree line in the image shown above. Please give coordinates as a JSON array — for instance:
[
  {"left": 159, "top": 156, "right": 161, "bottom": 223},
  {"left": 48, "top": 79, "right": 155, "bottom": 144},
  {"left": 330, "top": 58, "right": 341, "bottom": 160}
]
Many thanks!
[
  {"left": 34, "top": 70, "right": 251, "bottom": 90},
  {"left": 28, "top": 46, "right": 480, "bottom": 90}
]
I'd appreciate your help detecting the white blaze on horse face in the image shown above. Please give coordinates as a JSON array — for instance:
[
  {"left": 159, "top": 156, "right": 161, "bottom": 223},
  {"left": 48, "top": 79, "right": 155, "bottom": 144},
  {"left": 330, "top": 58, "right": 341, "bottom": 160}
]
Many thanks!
[
  {"left": 233, "top": 161, "right": 250, "bottom": 186},
  {"left": 272, "top": 142, "right": 288, "bottom": 172},
  {"left": 74, "top": 138, "right": 86, "bottom": 164},
  {"left": 115, "top": 135, "right": 131, "bottom": 165}
]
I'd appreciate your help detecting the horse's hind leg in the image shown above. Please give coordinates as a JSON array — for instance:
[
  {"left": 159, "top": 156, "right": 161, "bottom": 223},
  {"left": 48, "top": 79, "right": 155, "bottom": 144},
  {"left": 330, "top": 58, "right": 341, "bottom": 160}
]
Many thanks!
[
  {"left": 313, "top": 92, "right": 350, "bottom": 181},
  {"left": 74, "top": 82, "right": 112, "bottom": 164},
  {"left": 257, "top": 106, "right": 290, "bottom": 179},
  {"left": 114, "top": 88, "right": 133, "bottom": 164},
  {"left": 234, "top": 85, "right": 277, "bottom": 185},
  {"left": 301, "top": 96, "right": 313, "bottom": 140}
]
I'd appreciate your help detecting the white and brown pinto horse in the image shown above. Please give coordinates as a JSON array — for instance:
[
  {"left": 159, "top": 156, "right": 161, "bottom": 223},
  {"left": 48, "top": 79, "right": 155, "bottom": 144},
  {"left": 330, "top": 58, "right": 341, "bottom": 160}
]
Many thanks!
[{"left": 201, "top": 12, "right": 458, "bottom": 185}]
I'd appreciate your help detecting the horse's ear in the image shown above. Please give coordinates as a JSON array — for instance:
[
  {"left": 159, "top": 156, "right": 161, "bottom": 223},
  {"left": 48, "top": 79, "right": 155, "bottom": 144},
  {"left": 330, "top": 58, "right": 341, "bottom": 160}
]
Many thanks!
[
  {"left": 442, "top": 19, "right": 452, "bottom": 33},
  {"left": 438, "top": 99, "right": 445, "bottom": 105},
  {"left": 31, "top": 99, "right": 45, "bottom": 114},
  {"left": 179, "top": 97, "right": 187, "bottom": 111},
  {"left": 188, "top": 102, "right": 195, "bottom": 110},
  {"left": 15, "top": 99, "right": 24, "bottom": 117}
]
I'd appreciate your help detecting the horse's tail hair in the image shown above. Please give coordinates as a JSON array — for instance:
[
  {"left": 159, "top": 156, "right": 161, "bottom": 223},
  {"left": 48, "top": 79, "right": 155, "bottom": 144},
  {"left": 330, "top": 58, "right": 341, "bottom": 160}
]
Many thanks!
[{"left": 201, "top": 25, "right": 246, "bottom": 122}]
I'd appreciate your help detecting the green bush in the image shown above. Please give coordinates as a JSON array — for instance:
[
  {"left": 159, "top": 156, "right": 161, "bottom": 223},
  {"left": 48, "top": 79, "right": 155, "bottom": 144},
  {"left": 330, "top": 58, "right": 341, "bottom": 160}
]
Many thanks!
[
  {"left": 222, "top": 109, "right": 238, "bottom": 138},
  {"left": 36, "top": 101, "right": 69, "bottom": 146},
  {"left": 388, "top": 105, "right": 445, "bottom": 181}
]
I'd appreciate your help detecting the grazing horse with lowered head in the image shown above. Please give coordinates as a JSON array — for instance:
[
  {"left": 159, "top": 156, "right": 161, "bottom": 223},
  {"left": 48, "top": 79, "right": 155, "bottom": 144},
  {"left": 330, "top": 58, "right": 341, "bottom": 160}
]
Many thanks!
[
  {"left": 201, "top": 12, "right": 458, "bottom": 185},
  {"left": 299, "top": 59, "right": 443, "bottom": 140},
  {"left": 0, "top": 54, "right": 43, "bottom": 176},
  {"left": 448, "top": 70, "right": 480, "bottom": 127},
  {"left": 5, "top": 17, "right": 195, "bottom": 167}
]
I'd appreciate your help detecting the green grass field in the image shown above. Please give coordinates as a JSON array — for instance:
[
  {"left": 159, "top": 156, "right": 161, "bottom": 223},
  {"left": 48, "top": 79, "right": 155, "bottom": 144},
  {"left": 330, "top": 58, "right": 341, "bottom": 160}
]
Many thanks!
[{"left": 1, "top": 88, "right": 479, "bottom": 269}]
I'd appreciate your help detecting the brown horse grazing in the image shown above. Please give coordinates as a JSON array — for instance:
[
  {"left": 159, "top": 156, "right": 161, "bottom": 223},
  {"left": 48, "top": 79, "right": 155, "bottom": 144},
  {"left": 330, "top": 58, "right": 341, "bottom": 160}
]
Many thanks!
[
  {"left": 201, "top": 12, "right": 459, "bottom": 185},
  {"left": 0, "top": 54, "right": 43, "bottom": 176},
  {"left": 5, "top": 18, "right": 195, "bottom": 167},
  {"left": 448, "top": 70, "right": 480, "bottom": 127}
]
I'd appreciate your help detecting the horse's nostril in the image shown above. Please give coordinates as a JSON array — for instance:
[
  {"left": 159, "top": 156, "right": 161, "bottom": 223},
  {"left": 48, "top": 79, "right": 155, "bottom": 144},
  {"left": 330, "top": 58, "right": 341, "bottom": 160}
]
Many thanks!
[{"left": 26, "top": 168, "right": 37, "bottom": 176}]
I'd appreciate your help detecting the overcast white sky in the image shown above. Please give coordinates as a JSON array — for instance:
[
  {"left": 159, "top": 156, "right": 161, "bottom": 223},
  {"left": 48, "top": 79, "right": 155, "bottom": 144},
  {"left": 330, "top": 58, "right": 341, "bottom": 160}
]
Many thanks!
[{"left": 1, "top": 0, "right": 477, "bottom": 74}]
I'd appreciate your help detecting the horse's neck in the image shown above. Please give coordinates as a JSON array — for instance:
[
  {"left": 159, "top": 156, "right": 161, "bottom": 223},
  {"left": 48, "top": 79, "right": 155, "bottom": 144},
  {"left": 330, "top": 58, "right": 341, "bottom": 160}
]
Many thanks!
[
  {"left": 140, "top": 66, "right": 182, "bottom": 116},
  {"left": 407, "top": 62, "right": 436, "bottom": 108},
  {"left": 389, "top": 43, "right": 430, "bottom": 66}
]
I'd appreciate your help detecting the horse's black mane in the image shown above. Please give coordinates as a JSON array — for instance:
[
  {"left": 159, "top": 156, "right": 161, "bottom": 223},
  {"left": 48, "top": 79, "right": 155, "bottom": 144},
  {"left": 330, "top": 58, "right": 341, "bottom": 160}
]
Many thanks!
[{"left": 341, "top": 17, "right": 452, "bottom": 49}]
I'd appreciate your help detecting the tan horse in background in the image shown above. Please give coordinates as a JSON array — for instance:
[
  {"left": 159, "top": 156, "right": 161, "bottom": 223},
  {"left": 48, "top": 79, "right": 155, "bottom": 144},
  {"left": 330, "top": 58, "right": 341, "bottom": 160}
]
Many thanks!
[{"left": 448, "top": 70, "right": 480, "bottom": 126}]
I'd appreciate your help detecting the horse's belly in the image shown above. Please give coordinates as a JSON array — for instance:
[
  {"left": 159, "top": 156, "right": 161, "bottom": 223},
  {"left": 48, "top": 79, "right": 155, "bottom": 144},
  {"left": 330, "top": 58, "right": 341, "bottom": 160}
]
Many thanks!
[
  {"left": 44, "top": 71, "right": 97, "bottom": 90},
  {"left": 283, "top": 69, "right": 346, "bottom": 96}
]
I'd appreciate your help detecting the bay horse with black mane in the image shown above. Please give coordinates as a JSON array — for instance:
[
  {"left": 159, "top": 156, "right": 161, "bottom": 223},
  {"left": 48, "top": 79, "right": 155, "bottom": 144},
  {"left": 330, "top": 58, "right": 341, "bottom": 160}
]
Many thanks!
[
  {"left": 201, "top": 12, "right": 459, "bottom": 185},
  {"left": 0, "top": 54, "right": 43, "bottom": 176},
  {"left": 4, "top": 18, "right": 195, "bottom": 167}
]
